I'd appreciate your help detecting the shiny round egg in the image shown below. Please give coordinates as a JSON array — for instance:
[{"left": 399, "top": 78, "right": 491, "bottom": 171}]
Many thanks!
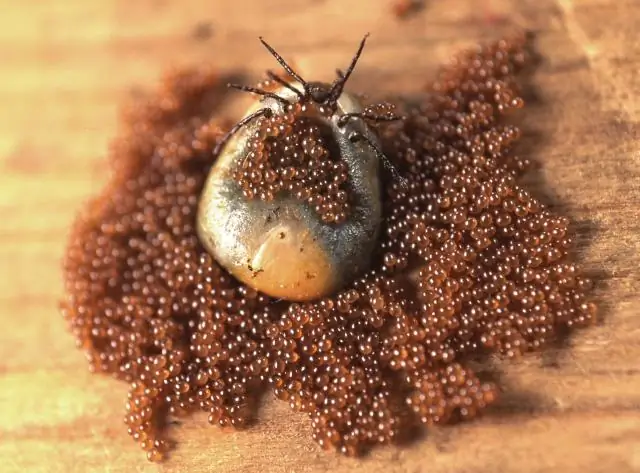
[{"left": 196, "top": 82, "right": 384, "bottom": 301}]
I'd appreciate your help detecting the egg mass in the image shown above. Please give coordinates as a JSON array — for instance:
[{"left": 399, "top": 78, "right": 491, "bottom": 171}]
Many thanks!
[
  {"left": 60, "top": 32, "right": 599, "bottom": 462},
  {"left": 197, "top": 84, "right": 384, "bottom": 301}
]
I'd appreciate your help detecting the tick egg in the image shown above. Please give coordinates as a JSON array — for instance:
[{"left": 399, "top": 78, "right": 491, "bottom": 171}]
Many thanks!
[{"left": 197, "top": 83, "right": 383, "bottom": 301}]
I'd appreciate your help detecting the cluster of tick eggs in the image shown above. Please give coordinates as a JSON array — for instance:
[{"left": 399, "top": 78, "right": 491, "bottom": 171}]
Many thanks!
[
  {"left": 60, "top": 33, "right": 596, "bottom": 462},
  {"left": 231, "top": 101, "right": 353, "bottom": 225}
]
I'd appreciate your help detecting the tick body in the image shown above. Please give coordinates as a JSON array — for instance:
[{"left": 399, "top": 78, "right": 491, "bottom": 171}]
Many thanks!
[
  {"left": 197, "top": 82, "right": 383, "bottom": 301},
  {"left": 196, "top": 35, "right": 401, "bottom": 301}
]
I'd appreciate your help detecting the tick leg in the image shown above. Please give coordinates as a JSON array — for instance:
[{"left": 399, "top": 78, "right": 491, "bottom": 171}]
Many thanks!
[
  {"left": 337, "top": 111, "right": 405, "bottom": 128},
  {"left": 326, "top": 34, "right": 370, "bottom": 106},
  {"left": 266, "top": 70, "right": 305, "bottom": 100},
  {"left": 213, "top": 108, "right": 273, "bottom": 158},
  {"left": 227, "top": 83, "right": 291, "bottom": 106},
  {"left": 348, "top": 132, "right": 408, "bottom": 189},
  {"left": 259, "top": 37, "right": 310, "bottom": 95}
]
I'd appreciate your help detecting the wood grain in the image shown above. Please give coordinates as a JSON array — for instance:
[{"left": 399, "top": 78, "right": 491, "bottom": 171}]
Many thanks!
[{"left": 1, "top": 1, "right": 639, "bottom": 472}]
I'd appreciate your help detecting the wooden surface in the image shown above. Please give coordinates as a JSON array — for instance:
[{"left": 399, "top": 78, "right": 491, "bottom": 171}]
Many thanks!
[{"left": 1, "top": 1, "right": 639, "bottom": 472}]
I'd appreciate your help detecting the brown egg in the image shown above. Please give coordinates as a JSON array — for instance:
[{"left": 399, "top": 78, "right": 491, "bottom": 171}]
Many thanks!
[{"left": 197, "top": 82, "right": 384, "bottom": 301}]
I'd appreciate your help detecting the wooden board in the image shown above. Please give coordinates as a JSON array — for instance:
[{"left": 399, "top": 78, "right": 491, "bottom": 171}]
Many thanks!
[{"left": 1, "top": 1, "right": 639, "bottom": 472}]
